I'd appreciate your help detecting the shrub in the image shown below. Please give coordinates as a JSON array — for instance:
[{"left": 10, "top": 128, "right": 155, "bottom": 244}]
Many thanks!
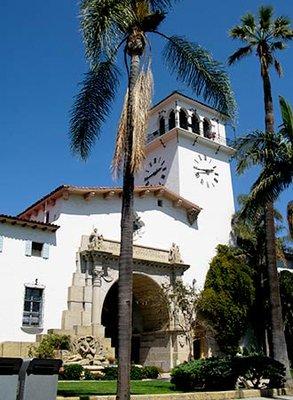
[
  {"left": 143, "top": 366, "right": 161, "bottom": 379},
  {"left": 103, "top": 366, "right": 118, "bottom": 380},
  {"left": 171, "top": 360, "right": 203, "bottom": 391},
  {"left": 130, "top": 365, "right": 144, "bottom": 380},
  {"left": 29, "top": 333, "right": 71, "bottom": 359},
  {"left": 83, "top": 369, "right": 95, "bottom": 380},
  {"left": 201, "top": 357, "right": 238, "bottom": 391},
  {"left": 61, "top": 364, "right": 84, "bottom": 381},
  {"left": 233, "top": 355, "right": 286, "bottom": 389},
  {"left": 171, "top": 356, "right": 286, "bottom": 392}
]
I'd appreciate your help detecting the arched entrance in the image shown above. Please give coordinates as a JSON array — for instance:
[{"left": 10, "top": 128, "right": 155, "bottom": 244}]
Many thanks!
[{"left": 101, "top": 274, "right": 169, "bottom": 364}]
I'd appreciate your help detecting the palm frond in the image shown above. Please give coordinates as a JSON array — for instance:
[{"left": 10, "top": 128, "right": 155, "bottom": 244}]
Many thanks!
[
  {"left": 273, "top": 16, "right": 293, "bottom": 40},
  {"left": 274, "top": 58, "right": 283, "bottom": 77},
  {"left": 241, "top": 13, "right": 256, "bottom": 31},
  {"left": 279, "top": 96, "right": 293, "bottom": 143},
  {"left": 70, "top": 61, "right": 120, "bottom": 159},
  {"left": 163, "top": 35, "right": 236, "bottom": 120},
  {"left": 80, "top": 0, "right": 131, "bottom": 62},
  {"left": 229, "top": 25, "right": 247, "bottom": 40},
  {"left": 259, "top": 5, "right": 273, "bottom": 31},
  {"left": 242, "top": 165, "right": 293, "bottom": 218},
  {"left": 228, "top": 46, "right": 253, "bottom": 65},
  {"left": 270, "top": 41, "right": 286, "bottom": 51}
]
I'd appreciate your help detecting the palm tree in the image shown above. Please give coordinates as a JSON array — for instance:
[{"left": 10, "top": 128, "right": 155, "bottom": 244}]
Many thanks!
[
  {"left": 229, "top": 6, "right": 292, "bottom": 381},
  {"left": 232, "top": 196, "right": 286, "bottom": 355},
  {"left": 70, "top": 1, "right": 235, "bottom": 398}
]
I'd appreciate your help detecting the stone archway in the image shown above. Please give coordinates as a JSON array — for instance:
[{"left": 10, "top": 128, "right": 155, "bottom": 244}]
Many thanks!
[{"left": 101, "top": 274, "right": 169, "bottom": 364}]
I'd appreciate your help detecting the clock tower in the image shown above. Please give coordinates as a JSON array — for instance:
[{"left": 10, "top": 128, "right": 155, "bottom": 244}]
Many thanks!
[{"left": 135, "top": 92, "right": 235, "bottom": 278}]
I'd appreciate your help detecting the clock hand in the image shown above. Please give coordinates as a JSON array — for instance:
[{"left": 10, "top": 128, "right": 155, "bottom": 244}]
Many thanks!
[{"left": 144, "top": 167, "right": 162, "bottom": 181}]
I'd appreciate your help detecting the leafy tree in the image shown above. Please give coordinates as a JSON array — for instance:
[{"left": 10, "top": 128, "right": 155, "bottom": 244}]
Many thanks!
[
  {"left": 229, "top": 6, "right": 292, "bottom": 380},
  {"left": 70, "top": 1, "right": 235, "bottom": 397},
  {"left": 163, "top": 280, "right": 200, "bottom": 361},
  {"left": 199, "top": 245, "right": 255, "bottom": 355}
]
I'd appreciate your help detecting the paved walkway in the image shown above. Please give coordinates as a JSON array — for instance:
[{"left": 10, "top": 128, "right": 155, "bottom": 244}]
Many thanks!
[{"left": 246, "top": 397, "right": 293, "bottom": 400}]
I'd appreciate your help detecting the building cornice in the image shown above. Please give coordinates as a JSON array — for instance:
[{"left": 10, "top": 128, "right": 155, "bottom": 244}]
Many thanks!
[
  {"left": 0, "top": 214, "right": 59, "bottom": 232},
  {"left": 18, "top": 185, "right": 202, "bottom": 226},
  {"left": 146, "top": 128, "right": 235, "bottom": 156}
]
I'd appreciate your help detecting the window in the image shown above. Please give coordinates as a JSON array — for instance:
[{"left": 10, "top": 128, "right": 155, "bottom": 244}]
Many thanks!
[
  {"left": 25, "top": 241, "right": 50, "bottom": 259},
  {"left": 159, "top": 116, "right": 165, "bottom": 136},
  {"left": 157, "top": 199, "right": 163, "bottom": 207},
  {"left": 179, "top": 109, "right": 188, "bottom": 130},
  {"left": 32, "top": 242, "right": 44, "bottom": 257},
  {"left": 22, "top": 285, "right": 44, "bottom": 328},
  {"left": 168, "top": 110, "right": 176, "bottom": 130},
  {"left": 191, "top": 114, "right": 200, "bottom": 133},
  {"left": 203, "top": 118, "right": 212, "bottom": 138}
]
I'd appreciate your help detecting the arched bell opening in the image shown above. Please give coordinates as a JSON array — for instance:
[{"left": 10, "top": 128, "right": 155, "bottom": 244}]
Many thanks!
[
  {"left": 101, "top": 274, "right": 169, "bottom": 364},
  {"left": 191, "top": 113, "right": 200, "bottom": 134},
  {"left": 179, "top": 109, "right": 188, "bottom": 130},
  {"left": 168, "top": 110, "right": 176, "bottom": 131}
]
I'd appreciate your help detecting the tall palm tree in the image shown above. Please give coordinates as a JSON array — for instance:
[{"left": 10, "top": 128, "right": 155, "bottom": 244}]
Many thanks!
[
  {"left": 229, "top": 6, "right": 292, "bottom": 381},
  {"left": 70, "top": 1, "right": 235, "bottom": 398},
  {"left": 232, "top": 196, "right": 286, "bottom": 355}
]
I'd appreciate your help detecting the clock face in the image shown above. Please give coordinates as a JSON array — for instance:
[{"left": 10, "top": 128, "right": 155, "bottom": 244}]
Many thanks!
[
  {"left": 144, "top": 156, "right": 167, "bottom": 186},
  {"left": 193, "top": 154, "right": 219, "bottom": 188}
]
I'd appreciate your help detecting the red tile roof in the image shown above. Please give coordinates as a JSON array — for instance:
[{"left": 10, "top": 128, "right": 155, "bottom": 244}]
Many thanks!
[{"left": 0, "top": 214, "right": 59, "bottom": 232}]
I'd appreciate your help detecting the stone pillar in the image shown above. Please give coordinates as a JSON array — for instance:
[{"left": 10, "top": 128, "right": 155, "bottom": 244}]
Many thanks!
[
  {"left": 187, "top": 111, "right": 193, "bottom": 132},
  {"left": 85, "top": 257, "right": 92, "bottom": 286},
  {"left": 199, "top": 116, "right": 204, "bottom": 136},
  {"left": 175, "top": 106, "right": 180, "bottom": 128},
  {"left": 91, "top": 260, "right": 105, "bottom": 337}
]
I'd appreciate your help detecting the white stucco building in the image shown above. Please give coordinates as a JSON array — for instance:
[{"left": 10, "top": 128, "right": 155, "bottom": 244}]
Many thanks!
[{"left": 0, "top": 92, "right": 235, "bottom": 369}]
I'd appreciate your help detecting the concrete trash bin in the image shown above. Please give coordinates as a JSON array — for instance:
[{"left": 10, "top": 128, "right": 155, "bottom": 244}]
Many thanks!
[
  {"left": 0, "top": 357, "right": 23, "bottom": 400},
  {"left": 18, "top": 358, "right": 62, "bottom": 400}
]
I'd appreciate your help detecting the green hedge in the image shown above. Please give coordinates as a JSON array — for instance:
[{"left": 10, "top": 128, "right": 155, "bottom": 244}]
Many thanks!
[
  {"left": 60, "top": 364, "right": 84, "bottom": 381},
  {"left": 171, "top": 356, "right": 286, "bottom": 391}
]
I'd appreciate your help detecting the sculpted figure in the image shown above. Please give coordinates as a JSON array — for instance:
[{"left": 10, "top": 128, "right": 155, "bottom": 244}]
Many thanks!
[
  {"left": 88, "top": 228, "right": 104, "bottom": 250},
  {"left": 168, "top": 243, "right": 183, "bottom": 264}
]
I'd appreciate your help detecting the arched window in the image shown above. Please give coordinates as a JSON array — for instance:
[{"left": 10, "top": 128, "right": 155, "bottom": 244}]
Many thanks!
[
  {"left": 159, "top": 116, "right": 165, "bottom": 136},
  {"left": 168, "top": 110, "right": 176, "bottom": 131},
  {"left": 203, "top": 118, "right": 211, "bottom": 138},
  {"left": 179, "top": 109, "right": 188, "bottom": 130},
  {"left": 191, "top": 114, "right": 200, "bottom": 133}
]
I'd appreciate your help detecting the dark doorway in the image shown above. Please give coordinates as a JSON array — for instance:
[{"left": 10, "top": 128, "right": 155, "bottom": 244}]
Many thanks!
[{"left": 101, "top": 274, "right": 169, "bottom": 363}]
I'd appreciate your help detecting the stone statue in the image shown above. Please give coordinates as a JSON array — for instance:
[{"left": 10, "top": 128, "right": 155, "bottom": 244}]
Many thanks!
[
  {"left": 168, "top": 243, "right": 183, "bottom": 264},
  {"left": 64, "top": 335, "right": 108, "bottom": 366},
  {"left": 88, "top": 228, "right": 104, "bottom": 250}
]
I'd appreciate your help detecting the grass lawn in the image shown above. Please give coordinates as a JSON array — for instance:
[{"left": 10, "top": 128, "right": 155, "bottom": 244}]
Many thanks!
[{"left": 58, "top": 380, "right": 181, "bottom": 396}]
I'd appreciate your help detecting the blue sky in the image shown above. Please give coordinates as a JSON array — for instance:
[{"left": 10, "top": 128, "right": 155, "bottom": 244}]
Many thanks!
[{"left": 0, "top": 0, "right": 292, "bottom": 228}]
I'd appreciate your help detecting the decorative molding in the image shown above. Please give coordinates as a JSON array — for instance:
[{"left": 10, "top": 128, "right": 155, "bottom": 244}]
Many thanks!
[
  {"left": 84, "top": 192, "right": 96, "bottom": 201},
  {"left": 187, "top": 208, "right": 199, "bottom": 226}
]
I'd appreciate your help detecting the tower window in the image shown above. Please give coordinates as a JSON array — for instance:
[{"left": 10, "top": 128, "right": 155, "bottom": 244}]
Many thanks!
[
  {"left": 168, "top": 110, "right": 176, "bottom": 131},
  {"left": 179, "top": 109, "right": 188, "bottom": 130},
  {"left": 157, "top": 199, "right": 163, "bottom": 207},
  {"left": 159, "top": 116, "right": 165, "bottom": 136},
  {"left": 191, "top": 114, "right": 200, "bottom": 134},
  {"left": 22, "top": 285, "right": 44, "bottom": 328},
  {"left": 203, "top": 118, "right": 212, "bottom": 138}
]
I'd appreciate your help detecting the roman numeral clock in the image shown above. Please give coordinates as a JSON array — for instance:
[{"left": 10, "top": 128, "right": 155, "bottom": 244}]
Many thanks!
[{"left": 144, "top": 157, "right": 167, "bottom": 186}]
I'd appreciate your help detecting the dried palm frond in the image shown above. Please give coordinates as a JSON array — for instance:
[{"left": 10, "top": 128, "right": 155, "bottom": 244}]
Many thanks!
[{"left": 112, "top": 63, "right": 153, "bottom": 176}]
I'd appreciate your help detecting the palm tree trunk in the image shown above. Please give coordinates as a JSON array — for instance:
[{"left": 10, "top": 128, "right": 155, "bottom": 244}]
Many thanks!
[
  {"left": 261, "top": 68, "right": 291, "bottom": 382},
  {"left": 116, "top": 54, "right": 140, "bottom": 400}
]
